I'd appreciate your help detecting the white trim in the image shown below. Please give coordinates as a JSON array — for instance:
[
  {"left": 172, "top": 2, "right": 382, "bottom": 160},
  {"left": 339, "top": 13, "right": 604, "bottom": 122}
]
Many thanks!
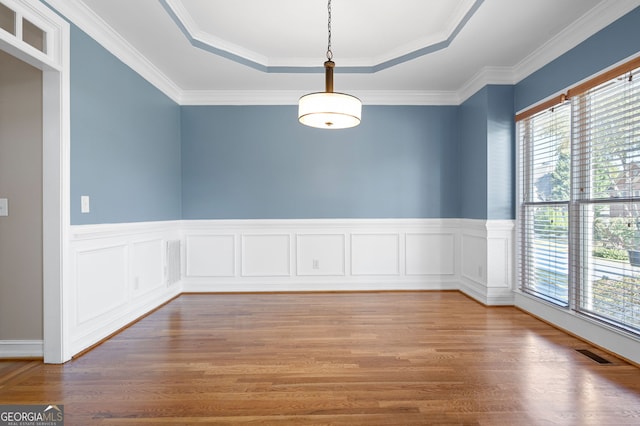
[
  {"left": 458, "top": 219, "right": 516, "bottom": 305},
  {"left": 180, "top": 218, "right": 462, "bottom": 293},
  {"left": 178, "top": 89, "right": 460, "bottom": 106},
  {"left": 183, "top": 280, "right": 458, "bottom": 294},
  {"left": 515, "top": 291, "right": 640, "bottom": 365},
  {"left": 0, "top": 340, "right": 43, "bottom": 358},
  {"left": 0, "top": 0, "right": 71, "bottom": 364},
  {"left": 45, "top": 0, "right": 182, "bottom": 103},
  {"left": 48, "top": 217, "right": 640, "bottom": 366},
  {"left": 44, "top": 0, "right": 640, "bottom": 106},
  {"left": 68, "top": 221, "right": 182, "bottom": 356},
  {"left": 0, "top": 0, "right": 61, "bottom": 70},
  {"left": 513, "top": 0, "right": 640, "bottom": 84},
  {"left": 456, "top": 67, "right": 516, "bottom": 104},
  {"left": 70, "top": 220, "right": 181, "bottom": 240}
]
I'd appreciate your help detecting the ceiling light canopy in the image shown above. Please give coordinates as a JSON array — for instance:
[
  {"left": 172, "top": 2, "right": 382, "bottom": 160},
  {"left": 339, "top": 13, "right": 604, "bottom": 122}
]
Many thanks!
[{"left": 298, "top": 0, "right": 361, "bottom": 129}]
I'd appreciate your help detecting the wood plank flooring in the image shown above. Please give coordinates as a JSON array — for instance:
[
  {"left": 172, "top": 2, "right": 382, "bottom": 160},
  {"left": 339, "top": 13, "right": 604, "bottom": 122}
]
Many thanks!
[{"left": 1, "top": 291, "right": 640, "bottom": 425}]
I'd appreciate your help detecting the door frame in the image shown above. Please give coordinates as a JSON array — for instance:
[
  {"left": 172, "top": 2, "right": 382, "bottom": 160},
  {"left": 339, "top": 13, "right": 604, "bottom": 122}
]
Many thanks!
[{"left": 0, "top": 0, "right": 70, "bottom": 363}]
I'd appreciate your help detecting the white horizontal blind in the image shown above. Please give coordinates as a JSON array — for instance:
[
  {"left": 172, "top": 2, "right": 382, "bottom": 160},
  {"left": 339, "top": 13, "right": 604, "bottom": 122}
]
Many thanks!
[
  {"left": 518, "top": 103, "right": 571, "bottom": 305},
  {"left": 572, "top": 66, "right": 640, "bottom": 332}
]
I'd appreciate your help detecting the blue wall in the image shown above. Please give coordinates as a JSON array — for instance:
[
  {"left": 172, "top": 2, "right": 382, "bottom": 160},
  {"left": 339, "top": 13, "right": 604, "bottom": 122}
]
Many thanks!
[
  {"left": 516, "top": 6, "right": 640, "bottom": 111},
  {"left": 181, "top": 106, "right": 459, "bottom": 219},
  {"left": 70, "top": 26, "right": 182, "bottom": 225},
  {"left": 65, "top": 6, "right": 640, "bottom": 224},
  {"left": 459, "top": 88, "right": 488, "bottom": 220},
  {"left": 487, "top": 85, "right": 515, "bottom": 220},
  {"left": 458, "top": 85, "right": 514, "bottom": 220}
]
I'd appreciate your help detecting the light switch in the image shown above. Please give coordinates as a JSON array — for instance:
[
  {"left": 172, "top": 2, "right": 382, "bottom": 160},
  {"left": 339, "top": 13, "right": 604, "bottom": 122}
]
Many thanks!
[
  {"left": 81, "top": 195, "right": 90, "bottom": 213},
  {"left": 0, "top": 198, "right": 7, "bottom": 217}
]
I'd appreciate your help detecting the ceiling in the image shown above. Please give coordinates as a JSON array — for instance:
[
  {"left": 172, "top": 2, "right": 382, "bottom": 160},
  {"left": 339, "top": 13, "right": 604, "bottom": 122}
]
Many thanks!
[{"left": 49, "top": 0, "right": 640, "bottom": 104}]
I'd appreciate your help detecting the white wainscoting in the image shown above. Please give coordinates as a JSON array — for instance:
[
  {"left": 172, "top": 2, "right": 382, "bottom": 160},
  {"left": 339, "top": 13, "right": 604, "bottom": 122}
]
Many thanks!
[
  {"left": 182, "top": 219, "right": 464, "bottom": 293},
  {"left": 459, "top": 219, "right": 515, "bottom": 305},
  {"left": 68, "top": 221, "right": 182, "bottom": 356},
  {"left": 4, "top": 218, "right": 514, "bottom": 359}
]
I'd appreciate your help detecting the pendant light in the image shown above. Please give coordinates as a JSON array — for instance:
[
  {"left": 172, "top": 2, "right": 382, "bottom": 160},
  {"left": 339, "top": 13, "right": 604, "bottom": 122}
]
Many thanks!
[{"left": 298, "top": 0, "right": 361, "bottom": 129}]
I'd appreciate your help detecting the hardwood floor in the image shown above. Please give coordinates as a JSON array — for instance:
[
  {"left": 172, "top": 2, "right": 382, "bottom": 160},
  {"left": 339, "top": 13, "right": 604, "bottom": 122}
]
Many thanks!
[{"left": 1, "top": 291, "right": 640, "bottom": 425}]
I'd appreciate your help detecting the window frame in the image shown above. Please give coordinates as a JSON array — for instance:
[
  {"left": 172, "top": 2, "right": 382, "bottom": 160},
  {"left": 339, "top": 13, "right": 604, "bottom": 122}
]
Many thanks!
[{"left": 517, "top": 56, "right": 640, "bottom": 337}]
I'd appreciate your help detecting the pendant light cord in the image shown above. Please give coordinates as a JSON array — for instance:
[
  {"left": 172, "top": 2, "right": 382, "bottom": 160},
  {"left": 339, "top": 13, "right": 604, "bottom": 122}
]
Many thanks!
[{"left": 326, "top": 0, "right": 333, "bottom": 61}]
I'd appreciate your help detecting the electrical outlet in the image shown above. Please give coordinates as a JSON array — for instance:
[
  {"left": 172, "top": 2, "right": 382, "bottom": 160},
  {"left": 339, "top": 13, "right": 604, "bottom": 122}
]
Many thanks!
[
  {"left": 312, "top": 259, "right": 320, "bottom": 269},
  {"left": 133, "top": 277, "right": 140, "bottom": 290}
]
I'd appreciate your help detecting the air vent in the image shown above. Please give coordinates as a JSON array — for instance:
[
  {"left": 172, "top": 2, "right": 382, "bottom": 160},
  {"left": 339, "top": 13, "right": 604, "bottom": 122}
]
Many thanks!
[
  {"left": 166, "top": 240, "right": 181, "bottom": 286},
  {"left": 576, "top": 349, "right": 612, "bottom": 365}
]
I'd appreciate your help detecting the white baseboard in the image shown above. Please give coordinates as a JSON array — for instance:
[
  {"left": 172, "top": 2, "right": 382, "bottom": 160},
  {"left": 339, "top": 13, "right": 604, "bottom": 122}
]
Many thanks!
[
  {"left": 182, "top": 278, "right": 459, "bottom": 293},
  {"left": 515, "top": 291, "right": 640, "bottom": 366},
  {"left": 0, "top": 340, "right": 43, "bottom": 358}
]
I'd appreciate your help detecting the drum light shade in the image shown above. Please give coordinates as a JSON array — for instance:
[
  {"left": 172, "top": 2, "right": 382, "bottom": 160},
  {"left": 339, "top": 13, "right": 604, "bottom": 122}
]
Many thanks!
[{"left": 298, "top": 91, "right": 362, "bottom": 129}]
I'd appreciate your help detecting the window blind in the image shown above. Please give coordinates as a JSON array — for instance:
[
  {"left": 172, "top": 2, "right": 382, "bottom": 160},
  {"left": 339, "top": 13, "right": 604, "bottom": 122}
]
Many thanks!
[
  {"left": 518, "top": 57, "right": 640, "bottom": 336},
  {"left": 572, "top": 66, "right": 640, "bottom": 332},
  {"left": 518, "top": 103, "right": 571, "bottom": 305}
]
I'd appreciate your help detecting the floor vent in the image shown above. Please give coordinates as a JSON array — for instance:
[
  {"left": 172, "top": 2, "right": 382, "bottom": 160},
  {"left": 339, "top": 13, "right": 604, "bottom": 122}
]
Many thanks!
[
  {"left": 166, "top": 240, "right": 181, "bottom": 286},
  {"left": 576, "top": 349, "right": 612, "bottom": 365}
]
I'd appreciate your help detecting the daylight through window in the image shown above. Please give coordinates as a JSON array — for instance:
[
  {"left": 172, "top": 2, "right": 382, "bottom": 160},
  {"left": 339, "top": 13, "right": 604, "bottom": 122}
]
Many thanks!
[{"left": 518, "top": 57, "right": 640, "bottom": 335}]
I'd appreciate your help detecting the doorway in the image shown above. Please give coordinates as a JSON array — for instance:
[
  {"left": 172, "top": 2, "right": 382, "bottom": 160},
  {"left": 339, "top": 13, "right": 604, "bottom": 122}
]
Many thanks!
[
  {"left": 0, "top": 0, "right": 70, "bottom": 363},
  {"left": 0, "top": 49, "right": 43, "bottom": 347}
]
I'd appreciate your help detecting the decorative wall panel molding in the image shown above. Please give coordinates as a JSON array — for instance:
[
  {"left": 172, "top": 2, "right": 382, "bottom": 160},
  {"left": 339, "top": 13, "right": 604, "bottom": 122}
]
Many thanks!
[
  {"left": 132, "top": 239, "right": 166, "bottom": 298},
  {"left": 68, "top": 221, "right": 182, "bottom": 356},
  {"left": 405, "top": 233, "right": 456, "bottom": 276},
  {"left": 241, "top": 234, "right": 291, "bottom": 277},
  {"left": 296, "top": 234, "right": 345, "bottom": 276},
  {"left": 185, "top": 234, "right": 235, "bottom": 277},
  {"left": 181, "top": 219, "right": 464, "bottom": 292},
  {"left": 459, "top": 219, "right": 515, "bottom": 305},
  {"left": 75, "top": 245, "right": 128, "bottom": 324},
  {"left": 63, "top": 218, "right": 515, "bottom": 357},
  {"left": 351, "top": 234, "right": 400, "bottom": 276}
]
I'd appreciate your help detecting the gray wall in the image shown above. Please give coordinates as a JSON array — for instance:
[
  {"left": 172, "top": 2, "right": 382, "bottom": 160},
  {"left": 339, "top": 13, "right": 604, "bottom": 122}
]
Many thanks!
[{"left": 0, "top": 50, "right": 43, "bottom": 340}]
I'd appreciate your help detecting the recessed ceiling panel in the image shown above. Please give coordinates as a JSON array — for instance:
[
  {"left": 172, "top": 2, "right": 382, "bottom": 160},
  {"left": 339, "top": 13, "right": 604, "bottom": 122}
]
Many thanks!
[{"left": 161, "top": 0, "right": 481, "bottom": 71}]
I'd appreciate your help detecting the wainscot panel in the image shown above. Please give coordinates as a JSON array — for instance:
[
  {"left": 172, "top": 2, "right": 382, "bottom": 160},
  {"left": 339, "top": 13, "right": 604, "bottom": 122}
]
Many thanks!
[
  {"left": 296, "top": 234, "right": 346, "bottom": 276},
  {"left": 185, "top": 234, "right": 235, "bottom": 277},
  {"left": 181, "top": 219, "right": 464, "bottom": 292},
  {"left": 351, "top": 234, "right": 400, "bottom": 276},
  {"left": 63, "top": 218, "right": 515, "bottom": 358},
  {"left": 459, "top": 219, "right": 515, "bottom": 305},
  {"left": 406, "top": 233, "right": 456, "bottom": 276},
  {"left": 68, "top": 221, "right": 182, "bottom": 357},
  {"left": 242, "top": 234, "right": 291, "bottom": 277}
]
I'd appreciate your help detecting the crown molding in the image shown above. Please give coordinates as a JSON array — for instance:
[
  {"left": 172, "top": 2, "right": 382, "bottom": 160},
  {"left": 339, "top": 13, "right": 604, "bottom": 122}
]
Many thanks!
[
  {"left": 456, "top": 67, "right": 517, "bottom": 103},
  {"left": 45, "top": 0, "right": 182, "bottom": 103},
  {"left": 179, "top": 90, "right": 459, "bottom": 106},
  {"left": 513, "top": 0, "right": 640, "bottom": 83},
  {"left": 42, "top": 0, "right": 640, "bottom": 106}
]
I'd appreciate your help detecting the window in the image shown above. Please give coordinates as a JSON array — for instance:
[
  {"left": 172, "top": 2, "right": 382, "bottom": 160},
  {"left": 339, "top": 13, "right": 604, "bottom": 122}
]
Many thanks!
[
  {"left": 519, "top": 103, "right": 571, "bottom": 305},
  {"left": 518, "top": 57, "right": 640, "bottom": 335}
]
